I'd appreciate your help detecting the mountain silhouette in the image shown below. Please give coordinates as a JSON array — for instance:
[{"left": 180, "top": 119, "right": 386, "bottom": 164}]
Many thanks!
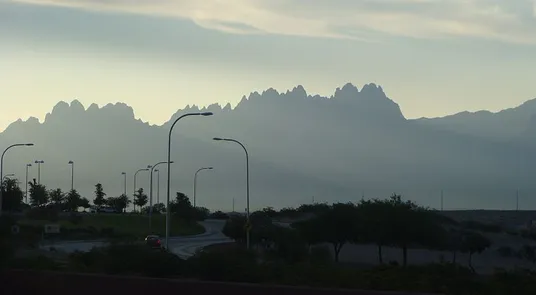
[{"left": 1, "top": 83, "right": 535, "bottom": 211}]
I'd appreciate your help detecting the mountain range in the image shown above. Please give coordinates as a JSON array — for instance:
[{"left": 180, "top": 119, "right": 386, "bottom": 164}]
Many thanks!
[{"left": 1, "top": 83, "right": 535, "bottom": 211}]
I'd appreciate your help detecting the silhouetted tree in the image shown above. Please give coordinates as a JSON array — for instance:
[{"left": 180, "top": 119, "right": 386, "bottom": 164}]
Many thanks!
[
  {"left": 29, "top": 179, "right": 48, "bottom": 207},
  {"left": 107, "top": 194, "right": 130, "bottom": 212},
  {"left": 49, "top": 188, "right": 65, "bottom": 206},
  {"left": 358, "top": 199, "right": 393, "bottom": 264},
  {"left": 93, "top": 183, "right": 106, "bottom": 208},
  {"left": 295, "top": 202, "right": 363, "bottom": 262},
  {"left": 169, "top": 192, "right": 195, "bottom": 221},
  {"left": 1, "top": 178, "right": 23, "bottom": 211},
  {"left": 64, "top": 189, "right": 83, "bottom": 212},
  {"left": 133, "top": 188, "right": 148, "bottom": 211},
  {"left": 142, "top": 203, "right": 166, "bottom": 214},
  {"left": 380, "top": 195, "right": 445, "bottom": 267},
  {"left": 460, "top": 231, "right": 491, "bottom": 273},
  {"left": 222, "top": 215, "right": 247, "bottom": 243}
]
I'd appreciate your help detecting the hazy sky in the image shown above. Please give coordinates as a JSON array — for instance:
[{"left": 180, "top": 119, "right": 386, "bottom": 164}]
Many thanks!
[{"left": 1, "top": 0, "right": 535, "bottom": 132}]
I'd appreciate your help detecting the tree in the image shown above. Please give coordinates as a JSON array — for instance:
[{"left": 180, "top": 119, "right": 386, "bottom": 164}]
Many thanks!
[
  {"left": 79, "top": 197, "right": 91, "bottom": 210},
  {"left": 222, "top": 215, "right": 247, "bottom": 243},
  {"left": 49, "top": 188, "right": 65, "bottom": 206},
  {"left": 168, "top": 192, "right": 195, "bottom": 221},
  {"left": 460, "top": 231, "right": 491, "bottom": 273},
  {"left": 1, "top": 178, "right": 23, "bottom": 211},
  {"left": 29, "top": 179, "right": 48, "bottom": 207},
  {"left": 133, "top": 188, "right": 148, "bottom": 211},
  {"left": 142, "top": 203, "right": 166, "bottom": 214},
  {"left": 107, "top": 194, "right": 130, "bottom": 213},
  {"left": 64, "top": 189, "right": 83, "bottom": 212},
  {"left": 378, "top": 195, "right": 445, "bottom": 267},
  {"left": 93, "top": 183, "right": 107, "bottom": 207},
  {"left": 358, "top": 199, "right": 393, "bottom": 264},
  {"left": 294, "top": 202, "right": 363, "bottom": 262}
]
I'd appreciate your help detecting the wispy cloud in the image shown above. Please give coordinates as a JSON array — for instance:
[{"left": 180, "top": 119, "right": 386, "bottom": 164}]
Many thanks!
[{"left": 10, "top": 0, "right": 536, "bottom": 44}]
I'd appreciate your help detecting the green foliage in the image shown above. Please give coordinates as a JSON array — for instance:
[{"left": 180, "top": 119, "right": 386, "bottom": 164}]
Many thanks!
[
  {"left": 68, "top": 244, "right": 186, "bottom": 277},
  {"left": 29, "top": 179, "right": 48, "bottom": 207},
  {"left": 459, "top": 231, "right": 491, "bottom": 272},
  {"left": 222, "top": 215, "right": 246, "bottom": 243},
  {"left": 25, "top": 207, "right": 59, "bottom": 221},
  {"left": 168, "top": 192, "right": 201, "bottom": 221},
  {"left": 194, "top": 206, "right": 210, "bottom": 220},
  {"left": 187, "top": 248, "right": 263, "bottom": 283},
  {"left": 1, "top": 178, "right": 24, "bottom": 211},
  {"left": 49, "top": 188, "right": 65, "bottom": 205},
  {"left": 106, "top": 194, "right": 130, "bottom": 212},
  {"left": 93, "top": 183, "right": 107, "bottom": 207},
  {"left": 9, "top": 255, "right": 62, "bottom": 271},
  {"left": 133, "top": 188, "right": 148, "bottom": 210},
  {"left": 142, "top": 202, "right": 166, "bottom": 214},
  {"left": 64, "top": 189, "right": 85, "bottom": 211},
  {"left": 209, "top": 210, "right": 229, "bottom": 219}
]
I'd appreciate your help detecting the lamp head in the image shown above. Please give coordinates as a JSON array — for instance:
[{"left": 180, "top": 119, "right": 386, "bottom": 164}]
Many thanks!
[
  {"left": 25, "top": 143, "right": 34, "bottom": 146},
  {"left": 68, "top": 160, "right": 74, "bottom": 164},
  {"left": 201, "top": 112, "right": 213, "bottom": 116},
  {"left": 213, "top": 137, "right": 223, "bottom": 141}
]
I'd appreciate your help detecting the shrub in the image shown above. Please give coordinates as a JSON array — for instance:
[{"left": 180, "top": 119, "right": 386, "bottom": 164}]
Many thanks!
[
  {"left": 208, "top": 211, "right": 229, "bottom": 220},
  {"left": 68, "top": 244, "right": 185, "bottom": 277},
  {"left": 9, "top": 255, "right": 62, "bottom": 271},
  {"left": 497, "top": 246, "right": 515, "bottom": 258},
  {"left": 187, "top": 248, "right": 263, "bottom": 283},
  {"left": 25, "top": 208, "right": 59, "bottom": 221},
  {"left": 68, "top": 213, "right": 83, "bottom": 225}
]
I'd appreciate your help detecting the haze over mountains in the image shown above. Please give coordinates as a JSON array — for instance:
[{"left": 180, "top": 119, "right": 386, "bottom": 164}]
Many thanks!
[{"left": 1, "top": 83, "right": 535, "bottom": 211}]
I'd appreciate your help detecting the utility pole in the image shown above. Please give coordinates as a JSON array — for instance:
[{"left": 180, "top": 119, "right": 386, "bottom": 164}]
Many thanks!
[{"left": 232, "top": 198, "right": 235, "bottom": 213}]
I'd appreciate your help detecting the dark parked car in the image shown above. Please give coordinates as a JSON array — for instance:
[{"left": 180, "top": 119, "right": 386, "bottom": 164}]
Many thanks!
[{"left": 145, "top": 235, "right": 162, "bottom": 249}]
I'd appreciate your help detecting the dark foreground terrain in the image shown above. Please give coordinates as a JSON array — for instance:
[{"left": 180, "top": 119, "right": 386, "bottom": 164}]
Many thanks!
[{"left": 1, "top": 270, "right": 433, "bottom": 295}]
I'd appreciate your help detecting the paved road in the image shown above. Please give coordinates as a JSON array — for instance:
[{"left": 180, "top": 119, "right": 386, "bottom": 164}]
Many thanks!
[{"left": 41, "top": 220, "right": 231, "bottom": 259}]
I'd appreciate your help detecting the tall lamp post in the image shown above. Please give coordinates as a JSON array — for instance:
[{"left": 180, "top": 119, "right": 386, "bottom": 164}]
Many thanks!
[
  {"left": 165, "top": 112, "right": 213, "bottom": 249},
  {"left": 25, "top": 163, "right": 32, "bottom": 204},
  {"left": 68, "top": 160, "right": 74, "bottom": 191},
  {"left": 34, "top": 160, "right": 44, "bottom": 184},
  {"left": 134, "top": 168, "right": 149, "bottom": 212},
  {"left": 121, "top": 172, "right": 127, "bottom": 212},
  {"left": 155, "top": 169, "right": 160, "bottom": 204},
  {"left": 1, "top": 143, "right": 34, "bottom": 216},
  {"left": 149, "top": 161, "right": 173, "bottom": 233},
  {"left": 193, "top": 167, "right": 213, "bottom": 208},
  {"left": 213, "top": 137, "right": 250, "bottom": 249}
]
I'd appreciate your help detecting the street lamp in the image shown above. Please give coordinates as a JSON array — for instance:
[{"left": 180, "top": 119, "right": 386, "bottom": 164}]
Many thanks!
[
  {"left": 193, "top": 167, "right": 213, "bottom": 208},
  {"left": 25, "top": 163, "right": 32, "bottom": 204},
  {"left": 213, "top": 137, "right": 250, "bottom": 249},
  {"left": 165, "top": 111, "right": 213, "bottom": 249},
  {"left": 121, "top": 172, "right": 127, "bottom": 209},
  {"left": 155, "top": 169, "right": 160, "bottom": 204},
  {"left": 68, "top": 160, "right": 74, "bottom": 191},
  {"left": 0, "top": 143, "right": 34, "bottom": 216},
  {"left": 149, "top": 161, "right": 173, "bottom": 233},
  {"left": 134, "top": 168, "right": 149, "bottom": 212},
  {"left": 34, "top": 160, "right": 45, "bottom": 184}
]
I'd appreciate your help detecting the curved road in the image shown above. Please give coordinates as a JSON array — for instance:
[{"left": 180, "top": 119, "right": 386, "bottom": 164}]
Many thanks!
[{"left": 41, "top": 220, "right": 231, "bottom": 258}]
